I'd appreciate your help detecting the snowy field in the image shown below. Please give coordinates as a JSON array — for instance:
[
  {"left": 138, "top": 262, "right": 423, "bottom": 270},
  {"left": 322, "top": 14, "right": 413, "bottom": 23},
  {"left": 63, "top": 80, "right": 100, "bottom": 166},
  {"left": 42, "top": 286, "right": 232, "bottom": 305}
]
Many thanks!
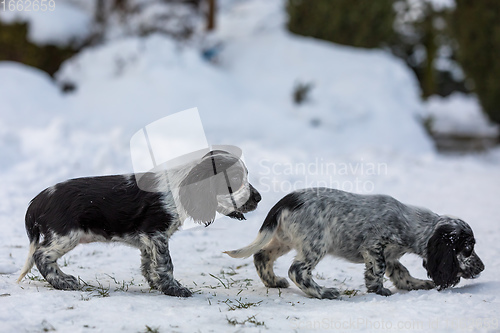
[{"left": 1, "top": 1, "right": 499, "bottom": 332}]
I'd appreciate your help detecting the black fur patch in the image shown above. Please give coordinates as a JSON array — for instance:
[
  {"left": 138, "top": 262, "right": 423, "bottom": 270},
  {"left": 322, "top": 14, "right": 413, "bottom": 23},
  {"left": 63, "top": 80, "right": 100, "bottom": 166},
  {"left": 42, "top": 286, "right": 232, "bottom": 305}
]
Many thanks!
[
  {"left": 26, "top": 175, "right": 173, "bottom": 239},
  {"left": 426, "top": 224, "right": 464, "bottom": 289},
  {"left": 259, "top": 192, "right": 304, "bottom": 232}
]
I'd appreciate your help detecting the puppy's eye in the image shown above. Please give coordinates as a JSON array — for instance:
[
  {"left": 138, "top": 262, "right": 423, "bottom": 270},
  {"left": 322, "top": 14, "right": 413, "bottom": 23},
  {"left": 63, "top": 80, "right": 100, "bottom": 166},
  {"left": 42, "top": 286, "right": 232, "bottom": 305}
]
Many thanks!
[
  {"left": 230, "top": 175, "right": 243, "bottom": 188},
  {"left": 463, "top": 245, "right": 473, "bottom": 257}
]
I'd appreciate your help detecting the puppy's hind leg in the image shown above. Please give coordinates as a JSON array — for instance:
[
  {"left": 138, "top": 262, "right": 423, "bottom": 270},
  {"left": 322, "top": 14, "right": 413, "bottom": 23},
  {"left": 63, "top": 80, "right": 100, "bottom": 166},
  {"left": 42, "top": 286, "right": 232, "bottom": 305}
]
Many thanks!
[
  {"left": 140, "top": 234, "right": 192, "bottom": 297},
  {"left": 363, "top": 245, "right": 391, "bottom": 296},
  {"left": 386, "top": 260, "right": 434, "bottom": 291},
  {"left": 288, "top": 247, "right": 340, "bottom": 300},
  {"left": 254, "top": 238, "right": 291, "bottom": 288},
  {"left": 33, "top": 233, "right": 81, "bottom": 290}
]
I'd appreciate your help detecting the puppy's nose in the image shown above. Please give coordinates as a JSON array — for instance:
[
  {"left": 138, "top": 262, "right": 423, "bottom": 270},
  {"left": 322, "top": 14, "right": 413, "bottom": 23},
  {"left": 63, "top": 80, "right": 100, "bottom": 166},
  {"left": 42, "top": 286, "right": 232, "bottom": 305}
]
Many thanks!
[
  {"left": 477, "top": 258, "right": 485, "bottom": 273},
  {"left": 254, "top": 190, "right": 262, "bottom": 202}
]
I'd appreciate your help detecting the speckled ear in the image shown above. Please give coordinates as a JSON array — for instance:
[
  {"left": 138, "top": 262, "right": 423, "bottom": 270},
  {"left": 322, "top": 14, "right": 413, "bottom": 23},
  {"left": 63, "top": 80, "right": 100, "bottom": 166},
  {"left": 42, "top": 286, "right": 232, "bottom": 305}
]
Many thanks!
[{"left": 426, "top": 224, "right": 461, "bottom": 289}]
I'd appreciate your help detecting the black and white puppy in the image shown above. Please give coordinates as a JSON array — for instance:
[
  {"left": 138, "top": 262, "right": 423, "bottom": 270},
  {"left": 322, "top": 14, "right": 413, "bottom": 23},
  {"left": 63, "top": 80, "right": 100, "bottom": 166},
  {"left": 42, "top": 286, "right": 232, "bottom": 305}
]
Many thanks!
[
  {"left": 225, "top": 188, "right": 484, "bottom": 299},
  {"left": 17, "top": 150, "right": 261, "bottom": 297}
]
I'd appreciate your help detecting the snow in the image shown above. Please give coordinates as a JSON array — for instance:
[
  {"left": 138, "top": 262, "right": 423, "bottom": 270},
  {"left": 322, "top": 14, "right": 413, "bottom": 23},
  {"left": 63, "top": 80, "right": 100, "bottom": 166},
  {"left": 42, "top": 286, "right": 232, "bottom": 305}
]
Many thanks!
[
  {"left": 424, "top": 93, "right": 499, "bottom": 137},
  {"left": 427, "top": 0, "right": 456, "bottom": 11},
  {"left": 1, "top": 0, "right": 499, "bottom": 332},
  {"left": 0, "top": 2, "right": 91, "bottom": 46}
]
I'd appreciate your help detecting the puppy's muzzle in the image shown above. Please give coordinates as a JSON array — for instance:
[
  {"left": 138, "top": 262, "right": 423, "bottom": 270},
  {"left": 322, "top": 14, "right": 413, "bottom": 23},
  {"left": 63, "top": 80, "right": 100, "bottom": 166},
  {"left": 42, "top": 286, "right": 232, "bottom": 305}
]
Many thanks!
[
  {"left": 239, "top": 185, "right": 261, "bottom": 213},
  {"left": 462, "top": 252, "right": 485, "bottom": 279}
]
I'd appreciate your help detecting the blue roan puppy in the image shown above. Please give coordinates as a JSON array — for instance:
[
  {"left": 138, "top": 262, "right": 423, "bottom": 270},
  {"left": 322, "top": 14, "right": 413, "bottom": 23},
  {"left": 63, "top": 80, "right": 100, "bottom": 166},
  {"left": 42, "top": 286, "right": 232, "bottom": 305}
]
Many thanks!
[{"left": 225, "top": 188, "right": 484, "bottom": 299}]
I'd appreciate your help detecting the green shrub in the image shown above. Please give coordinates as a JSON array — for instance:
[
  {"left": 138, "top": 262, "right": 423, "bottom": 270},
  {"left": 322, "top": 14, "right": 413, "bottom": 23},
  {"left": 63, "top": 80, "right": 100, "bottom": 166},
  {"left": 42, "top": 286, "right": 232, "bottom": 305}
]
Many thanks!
[
  {"left": 286, "top": 0, "right": 470, "bottom": 99},
  {"left": 451, "top": 0, "right": 500, "bottom": 124},
  {"left": 0, "top": 21, "right": 77, "bottom": 76},
  {"left": 287, "top": 0, "right": 396, "bottom": 49}
]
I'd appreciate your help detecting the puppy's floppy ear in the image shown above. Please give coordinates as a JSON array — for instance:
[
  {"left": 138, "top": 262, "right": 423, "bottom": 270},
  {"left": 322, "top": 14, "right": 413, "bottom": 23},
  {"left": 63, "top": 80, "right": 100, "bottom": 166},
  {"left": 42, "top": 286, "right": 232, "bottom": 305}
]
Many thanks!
[
  {"left": 426, "top": 224, "right": 461, "bottom": 290},
  {"left": 179, "top": 158, "right": 218, "bottom": 226}
]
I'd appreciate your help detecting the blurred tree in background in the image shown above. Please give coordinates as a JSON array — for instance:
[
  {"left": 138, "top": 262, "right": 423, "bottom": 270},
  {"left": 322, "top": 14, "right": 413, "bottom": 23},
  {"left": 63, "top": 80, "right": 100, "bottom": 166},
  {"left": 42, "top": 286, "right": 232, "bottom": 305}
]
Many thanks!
[
  {"left": 451, "top": 0, "right": 500, "bottom": 124},
  {"left": 286, "top": 0, "right": 500, "bottom": 125},
  {"left": 0, "top": 21, "right": 77, "bottom": 76},
  {"left": 287, "top": 0, "right": 396, "bottom": 48},
  {"left": 0, "top": 0, "right": 215, "bottom": 77},
  {"left": 91, "top": 0, "right": 205, "bottom": 42},
  {"left": 1, "top": 0, "right": 498, "bottom": 125},
  {"left": 391, "top": 1, "right": 468, "bottom": 99},
  {"left": 206, "top": 0, "right": 217, "bottom": 31}
]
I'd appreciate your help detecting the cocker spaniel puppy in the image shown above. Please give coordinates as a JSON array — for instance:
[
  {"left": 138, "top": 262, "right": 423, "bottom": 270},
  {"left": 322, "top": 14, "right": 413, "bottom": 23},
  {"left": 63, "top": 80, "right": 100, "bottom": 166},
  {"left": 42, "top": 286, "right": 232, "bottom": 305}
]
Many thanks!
[
  {"left": 17, "top": 150, "right": 261, "bottom": 297},
  {"left": 225, "top": 188, "right": 484, "bottom": 299}
]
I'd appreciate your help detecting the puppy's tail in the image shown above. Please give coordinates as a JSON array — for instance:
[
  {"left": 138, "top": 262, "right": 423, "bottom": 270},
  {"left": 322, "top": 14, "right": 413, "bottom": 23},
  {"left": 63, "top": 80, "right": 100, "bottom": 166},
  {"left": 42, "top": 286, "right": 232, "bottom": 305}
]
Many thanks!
[
  {"left": 17, "top": 203, "right": 40, "bottom": 283},
  {"left": 17, "top": 241, "right": 37, "bottom": 283},
  {"left": 224, "top": 193, "right": 302, "bottom": 259},
  {"left": 224, "top": 227, "right": 276, "bottom": 259}
]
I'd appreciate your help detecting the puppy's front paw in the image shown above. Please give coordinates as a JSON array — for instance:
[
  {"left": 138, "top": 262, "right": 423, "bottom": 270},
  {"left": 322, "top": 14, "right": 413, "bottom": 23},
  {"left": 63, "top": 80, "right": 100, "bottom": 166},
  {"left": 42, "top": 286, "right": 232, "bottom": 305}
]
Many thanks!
[
  {"left": 321, "top": 288, "right": 341, "bottom": 299},
  {"left": 375, "top": 287, "right": 392, "bottom": 297},
  {"left": 274, "top": 278, "right": 290, "bottom": 289},
  {"left": 264, "top": 277, "right": 289, "bottom": 289},
  {"left": 163, "top": 285, "right": 192, "bottom": 297},
  {"left": 420, "top": 280, "right": 435, "bottom": 290},
  {"left": 50, "top": 275, "right": 81, "bottom": 291}
]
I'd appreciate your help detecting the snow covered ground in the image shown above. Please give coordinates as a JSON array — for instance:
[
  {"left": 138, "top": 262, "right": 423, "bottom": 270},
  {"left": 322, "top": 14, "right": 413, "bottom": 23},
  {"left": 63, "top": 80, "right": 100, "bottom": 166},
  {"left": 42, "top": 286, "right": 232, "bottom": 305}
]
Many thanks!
[
  {"left": 1, "top": 1, "right": 499, "bottom": 332},
  {"left": 424, "top": 93, "right": 499, "bottom": 138}
]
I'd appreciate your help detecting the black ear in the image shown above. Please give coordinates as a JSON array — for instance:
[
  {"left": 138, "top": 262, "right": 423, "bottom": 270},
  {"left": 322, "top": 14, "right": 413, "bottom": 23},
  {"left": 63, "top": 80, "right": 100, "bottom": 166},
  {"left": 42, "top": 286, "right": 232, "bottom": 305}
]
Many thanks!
[
  {"left": 426, "top": 224, "right": 461, "bottom": 290},
  {"left": 179, "top": 159, "right": 218, "bottom": 226}
]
